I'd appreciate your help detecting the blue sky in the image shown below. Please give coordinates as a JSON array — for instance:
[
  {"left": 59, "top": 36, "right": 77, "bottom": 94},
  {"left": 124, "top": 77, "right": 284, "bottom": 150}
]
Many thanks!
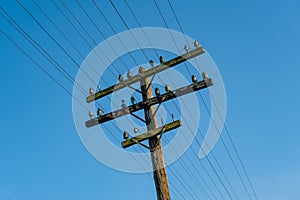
[{"left": 1, "top": 0, "right": 300, "bottom": 200}]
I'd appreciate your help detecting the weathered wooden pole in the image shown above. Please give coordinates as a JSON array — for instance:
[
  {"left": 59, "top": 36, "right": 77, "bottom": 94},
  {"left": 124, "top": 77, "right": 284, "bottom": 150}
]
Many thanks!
[{"left": 139, "top": 66, "right": 171, "bottom": 200}]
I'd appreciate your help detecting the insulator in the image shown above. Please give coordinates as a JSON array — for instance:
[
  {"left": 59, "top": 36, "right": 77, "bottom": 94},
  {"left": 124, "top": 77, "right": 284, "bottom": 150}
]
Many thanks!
[
  {"left": 97, "top": 108, "right": 102, "bottom": 116},
  {"left": 149, "top": 60, "right": 154, "bottom": 67},
  {"left": 97, "top": 85, "right": 101, "bottom": 91},
  {"left": 194, "top": 40, "right": 199, "bottom": 48},
  {"left": 165, "top": 84, "right": 171, "bottom": 93},
  {"left": 121, "top": 100, "right": 126, "bottom": 108},
  {"left": 123, "top": 131, "right": 129, "bottom": 140},
  {"left": 202, "top": 72, "right": 209, "bottom": 80},
  {"left": 130, "top": 96, "right": 135, "bottom": 105},
  {"left": 134, "top": 127, "right": 139, "bottom": 134},
  {"left": 192, "top": 75, "right": 197, "bottom": 83},
  {"left": 155, "top": 87, "right": 160, "bottom": 96},
  {"left": 127, "top": 70, "right": 132, "bottom": 78},
  {"left": 139, "top": 66, "right": 146, "bottom": 74},
  {"left": 184, "top": 44, "right": 189, "bottom": 52},
  {"left": 118, "top": 74, "right": 124, "bottom": 82},
  {"left": 89, "top": 111, "right": 93, "bottom": 119},
  {"left": 159, "top": 56, "right": 165, "bottom": 64},
  {"left": 89, "top": 88, "right": 94, "bottom": 95},
  {"left": 171, "top": 114, "right": 175, "bottom": 122}
]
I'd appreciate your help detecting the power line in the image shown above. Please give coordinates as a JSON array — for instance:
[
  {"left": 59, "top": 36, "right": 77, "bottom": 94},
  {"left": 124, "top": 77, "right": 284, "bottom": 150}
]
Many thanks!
[
  {"left": 157, "top": 1, "right": 259, "bottom": 199},
  {"left": 74, "top": 0, "right": 130, "bottom": 71},
  {"left": 91, "top": 0, "right": 140, "bottom": 67},
  {"left": 122, "top": 0, "right": 177, "bottom": 88},
  {"left": 59, "top": 0, "right": 128, "bottom": 75},
  {"left": 0, "top": 30, "right": 87, "bottom": 111},
  {"left": 0, "top": 7, "right": 87, "bottom": 97},
  {"left": 109, "top": 0, "right": 150, "bottom": 61},
  {"left": 172, "top": 100, "right": 230, "bottom": 200},
  {"left": 121, "top": 2, "right": 230, "bottom": 198},
  {"left": 38, "top": 2, "right": 142, "bottom": 130},
  {"left": 2, "top": 1, "right": 253, "bottom": 198},
  {"left": 212, "top": 94, "right": 260, "bottom": 200},
  {"left": 1, "top": 11, "right": 152, "bottom": 186},
  {"left": 2, "top": 3, "right": 133, "bottom": 133},
  {"left": 16, "top": 0, "right": 98, "bottom": 87},
  {"left": 106, "top": 3, "right": 216, "bottom": 198},
  {"left": 0, "top": 32, "right": 164, "bottom": 199},
  {"left": 31, "top": 0, "right": 100, "bottom": 76},
  {"left": 1, "top": 5, "right": 186, "bottom": 199},
  {"left": 152, "top": 0, "right": 192, "bottom": 76},
  {"left": 149, "top": 1, "right": 237, "bottom": 199},
  {"left": 163, "top": 136, "right": 215, "bottom": 200},
  {"left": 123, "top": 0, "right": 159, "bottom": 58},
  {"left": 71, "top": 0, "right": 142, "bottom": 102},
  {"left": 165, "top": 1, "right": 259, "bottom": 199}
]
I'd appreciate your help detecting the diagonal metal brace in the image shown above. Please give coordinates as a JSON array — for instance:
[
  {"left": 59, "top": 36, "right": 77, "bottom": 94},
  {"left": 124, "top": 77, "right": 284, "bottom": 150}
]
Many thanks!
[
  {"left": 131, "top": 126, "right": 166, "bottom": 150},
  {"left": 121, "top": 120, "right": 181, "bottom": 148},
  {"left": 130, "top": 113, "right": 147, "bottom": 123},
  {"left": 150, "top": 126, "right": 166, "bottom": 151}
]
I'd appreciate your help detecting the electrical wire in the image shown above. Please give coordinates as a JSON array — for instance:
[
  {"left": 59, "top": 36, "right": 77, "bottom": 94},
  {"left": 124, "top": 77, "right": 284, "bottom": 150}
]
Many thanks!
[
  {"left": 56, "top": 0, "right": 122, "bottom": 76},
  {"left": 165, "top": 1, "right": 259, "bottom": 199},
  {"left": 0, "top": 5, "right": 185, "bottom": 199},
  {"left": 74, "top": 0, "right": 129, "bottom": 71},
  {"left": 104, "top": 3, "right": 208, "bottom": 198},
  {"left": 16, "top": 0, "right": 98, "bottom": 87},
  {"left": 3, "top": 1, "right": 259, "bottom": 199},
  {"left": 91, "top": 0, "right": 140, "bottom": 67},
  {"left": 118, "top": 1, "right": 232, "bottom": 198}
]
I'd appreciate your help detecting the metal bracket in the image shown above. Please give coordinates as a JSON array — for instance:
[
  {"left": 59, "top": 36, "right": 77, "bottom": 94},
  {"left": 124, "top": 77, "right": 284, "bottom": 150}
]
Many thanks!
[
  {"left": 121, "top": 120, "right": 181, "bottom": 148},
  {"left": 131, "top": 126, "right": 166, "bottom": 151},
  {"left": 127, "top": 85, "right": 142, "bottom": 94},
  {"left": 130, "top": 113, "right": 147, "bottom": 123},
  {"left": 145, "top": 73, "right": 156, "bottom": 93},
  {"left": 132, "top": 139, "right": 150, "bottom": 150},
  {"left": 150, "top": 127, "right": 166, "bottom": 151}
]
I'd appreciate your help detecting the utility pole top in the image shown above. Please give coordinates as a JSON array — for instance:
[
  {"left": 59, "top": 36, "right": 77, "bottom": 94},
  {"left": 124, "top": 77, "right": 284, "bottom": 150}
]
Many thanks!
[
  {"left": 84, "top": 43, "right": 213, "bottom": 200},
  {"left": 86, "top": 46, "right": 205, "bottom": 103}
]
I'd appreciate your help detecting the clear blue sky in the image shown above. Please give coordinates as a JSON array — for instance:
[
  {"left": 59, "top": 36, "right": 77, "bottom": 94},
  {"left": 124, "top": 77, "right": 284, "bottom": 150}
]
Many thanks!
[{"left": 1, "top": 0, "right": 300, "bottom": 200}]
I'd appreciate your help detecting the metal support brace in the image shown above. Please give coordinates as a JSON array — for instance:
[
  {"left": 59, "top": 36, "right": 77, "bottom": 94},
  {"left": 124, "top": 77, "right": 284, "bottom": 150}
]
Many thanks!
[
  {"left": 131, "top": 126, "right": 166, "bottom": 151},
  {"left": 130, "top": 113, "right": 147, "bottom": 123},
  {"left": 121, "top": 120, "right": 181, "bottom": 148}
]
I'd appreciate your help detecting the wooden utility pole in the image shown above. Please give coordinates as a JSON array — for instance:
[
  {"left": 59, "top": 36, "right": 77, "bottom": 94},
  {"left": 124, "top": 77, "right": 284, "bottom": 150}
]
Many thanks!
[
  {"left": 85, "top": 45, "right": 213, "bottom": 200},
  {"left": 139, "top": 66, "right": 170, "bottom": 200}
]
